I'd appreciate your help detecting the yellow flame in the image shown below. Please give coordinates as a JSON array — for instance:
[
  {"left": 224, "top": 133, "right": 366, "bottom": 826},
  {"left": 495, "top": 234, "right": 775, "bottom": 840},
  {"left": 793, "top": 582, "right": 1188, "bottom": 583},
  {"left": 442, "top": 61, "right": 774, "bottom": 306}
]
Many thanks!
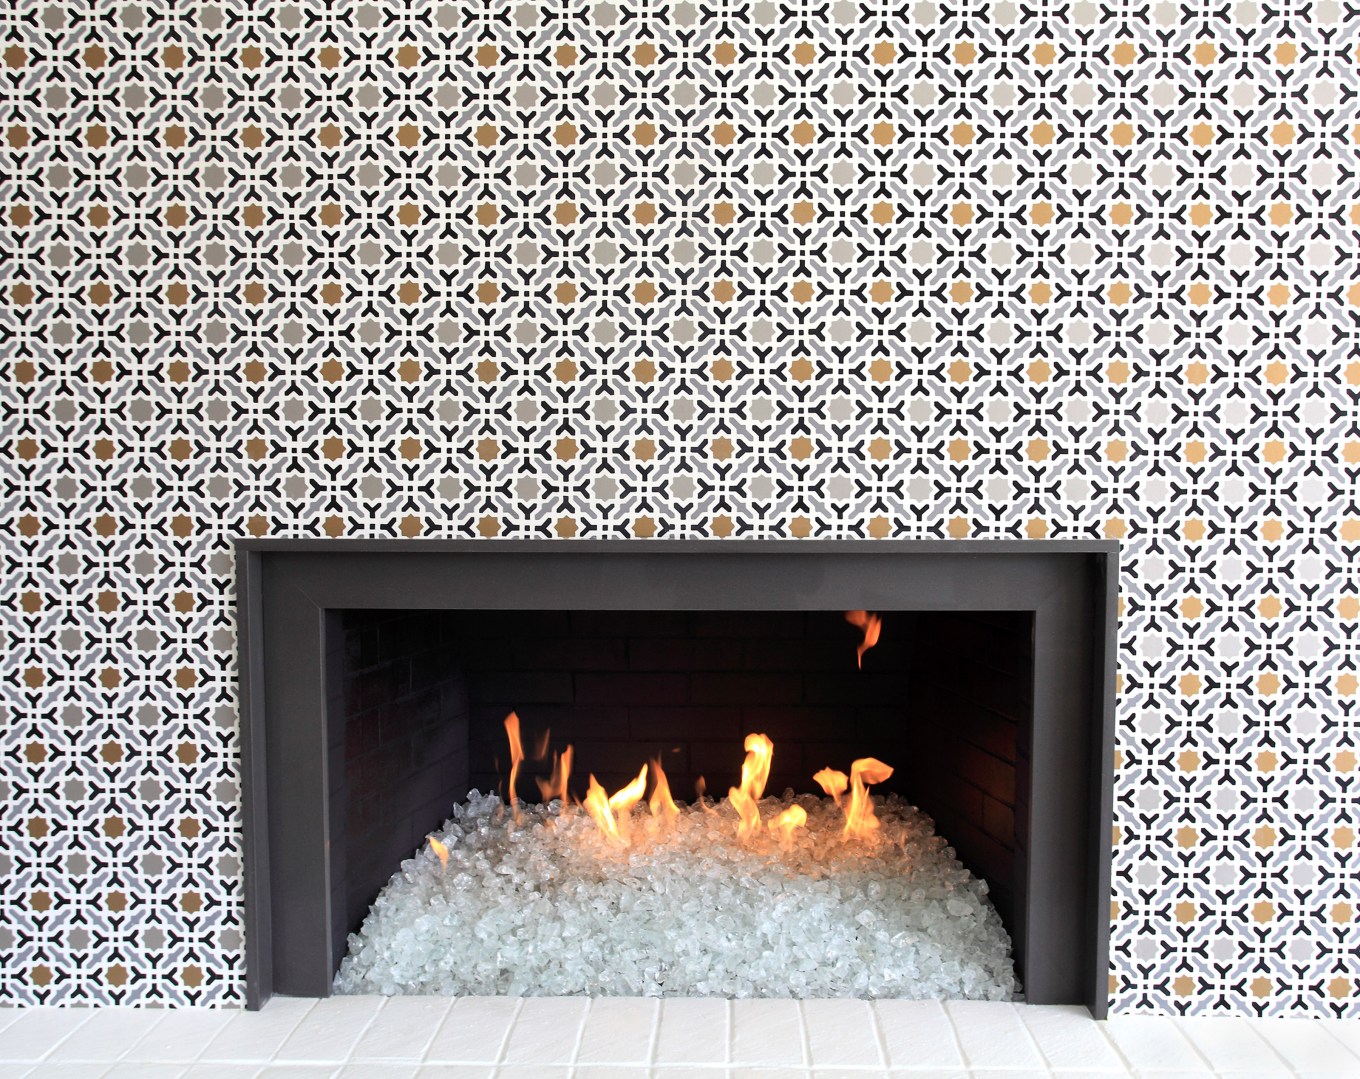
[
  {"left": 429, "top": 835, "right": 449, "bottom": 869},
  {"left": 727, "top": 733, "right": 774, "bottom": 839},
  {"left": 503, "top": 711, "right": 524, "bottom": 822},
  {"left": 813, "top": 767, "right": 848, "bottom": 807},
  {"left": 844, "top": 610, "right": 882, "bottom": 668},
  {"left": 536, "top": 744, "right": 574, "bottom": 808},
  {"left": 844, "top": 757, "right": 894, "bottom": 838},
  {"left": 609, "top": 763, "right": 649, "bottom": 816},
  {"left": 583, "top": 774, "right": 622, "bottom": 843},
  {"left": 648, "top": 757, "right": 679, "bottom": 823},
  {"left": 770, "top": 803, "right": 807, "bottom": 847}
]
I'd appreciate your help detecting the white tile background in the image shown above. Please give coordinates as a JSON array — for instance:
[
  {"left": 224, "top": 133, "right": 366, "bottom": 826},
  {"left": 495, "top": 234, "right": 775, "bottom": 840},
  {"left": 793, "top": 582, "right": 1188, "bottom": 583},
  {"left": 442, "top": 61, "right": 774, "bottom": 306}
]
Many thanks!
[{"left": 1, "top": 998, "right": 1357, "bottom": 1077}]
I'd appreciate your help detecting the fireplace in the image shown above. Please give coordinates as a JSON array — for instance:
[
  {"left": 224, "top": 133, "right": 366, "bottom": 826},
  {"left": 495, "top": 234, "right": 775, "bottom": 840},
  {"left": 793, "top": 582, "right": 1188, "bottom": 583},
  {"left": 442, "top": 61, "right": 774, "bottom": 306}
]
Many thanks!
[{"left": 238, "top": 540, "right": 1116, "bottom": 1013}]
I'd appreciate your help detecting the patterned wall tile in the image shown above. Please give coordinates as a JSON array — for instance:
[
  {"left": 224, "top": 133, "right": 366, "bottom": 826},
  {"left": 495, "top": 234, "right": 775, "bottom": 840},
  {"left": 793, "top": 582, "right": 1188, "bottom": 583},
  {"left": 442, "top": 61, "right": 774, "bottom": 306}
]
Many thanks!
[{"left": 0, "top": 0, "right": 1357, "bottom": 1013}]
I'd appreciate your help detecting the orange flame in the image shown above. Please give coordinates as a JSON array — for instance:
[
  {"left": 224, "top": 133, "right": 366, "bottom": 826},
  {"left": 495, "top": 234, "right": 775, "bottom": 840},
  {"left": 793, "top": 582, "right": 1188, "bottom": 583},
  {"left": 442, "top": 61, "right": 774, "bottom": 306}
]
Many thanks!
[
  {"left": 536, "top": 744, "right": 574, "bottom": 807},
  {"left": 583, "top": 774, "right": 622, "bottom": 844},
  {"left": 813, "top": 767, "right": 848, "bottom": 807},
  {"left": 429, "top": 835, "right": 449, "bottom": 869},
  {"left": 584, "top": 764, "right": 649, "bottom": 844},
  {"left": 609, "top": 763, "right": 649, "bottom": 820},
  {"left": 695, "top": 775, "right": 715, "bottom": 813},
  {"left": 769, "top": 803, "right": 807, "bottom": 846},
  {"left": 727, "top": 733, "right": 774, "bottom": 839},
  {"left": 844, "top": 610, "right": 882, "bottom": 668},
  {"left": 648, "top": 757, "right": 679, "bottom": 823},
  {"left": 532, "top": 727, "right": 551, "bottom": 760},
  {"left": 503, "top": 712, "right": 524, "bottom": 822},
  {"left": 843, "top": 757, "right": 894, "bottom": 838}
]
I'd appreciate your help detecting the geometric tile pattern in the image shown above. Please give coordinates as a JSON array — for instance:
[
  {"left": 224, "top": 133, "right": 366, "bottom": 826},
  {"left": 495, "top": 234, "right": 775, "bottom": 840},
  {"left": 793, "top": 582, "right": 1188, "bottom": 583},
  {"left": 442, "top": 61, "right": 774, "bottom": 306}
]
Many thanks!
[{"left": 0, "top": 0, "right": 1357, "bottom": 1014}]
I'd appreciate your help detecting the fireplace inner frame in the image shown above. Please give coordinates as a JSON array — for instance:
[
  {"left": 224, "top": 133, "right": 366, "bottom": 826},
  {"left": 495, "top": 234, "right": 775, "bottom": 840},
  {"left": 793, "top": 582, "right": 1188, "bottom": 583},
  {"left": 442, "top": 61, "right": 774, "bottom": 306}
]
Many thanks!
[{"left": 237, "top": 539, "right": 1117, "bottom": 1014}]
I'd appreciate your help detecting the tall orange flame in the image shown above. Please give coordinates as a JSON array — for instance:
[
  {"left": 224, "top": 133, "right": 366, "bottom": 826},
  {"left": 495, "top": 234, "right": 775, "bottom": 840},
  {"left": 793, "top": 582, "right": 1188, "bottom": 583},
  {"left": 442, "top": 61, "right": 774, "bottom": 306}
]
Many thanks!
[
  {"left": 727, "top": 733, "right": 774, "bottom": 839},
  {"left": 843, "top": 756, "right": 894, "bottom": 837},
  {"left": 813, "top": 767, "right": 848, "bottom": 807},
  {"left": 648, "top": 757, "right": 679, "bottom": 823},
  {"left": 844, "top": 610, "right": 882, "bottom": 668},
  {"left": 503, "top": 711, "right": 524, "bottom": 822},
  {"left": 429, "top": 835, "right": 449, "bottom": 869},
  {"left": 536, "top": 744, "right": 574, "bottom": 807}
]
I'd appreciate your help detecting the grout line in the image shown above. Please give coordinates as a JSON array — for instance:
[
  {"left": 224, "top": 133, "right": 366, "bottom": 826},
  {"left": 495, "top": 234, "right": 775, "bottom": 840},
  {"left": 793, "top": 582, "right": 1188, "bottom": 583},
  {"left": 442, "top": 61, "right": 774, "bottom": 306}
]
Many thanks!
[
  {"left": 723, "top": 998, "right": 733, "bottom": 1068},
  {"left": 795, "top": 998, "right": 811, "bottom": 1069},
  {"left": 25, "top": 1007, "right": 99, "bottom": 1062},
  {"left": 1090, "top": 1011, "right": 1136, "bottom": 1076},
  {"left": 865, "top": 999, "right": 890, "bottom": 1070},
  {"left": 645, "top": 996, "right": 662, "bottom": 1069},
  {"left": 567, "top": 997, "right": 592, "bottom": 1068},
  {"left": 937, "top": 1001, "right": 969, "bottom": 1069},
  {"left": 1317, "top": 1020, "right": 1360, "bottom": 1064},
  {"left": 1166, "top": 1015, "right": 1218, "bottom": 1074},
  {"left": 493, "top": 997, "right": 526, "bottom": 1067},
  {"left": 340, "top": 996, "right": 387, "bottom": 1064}
]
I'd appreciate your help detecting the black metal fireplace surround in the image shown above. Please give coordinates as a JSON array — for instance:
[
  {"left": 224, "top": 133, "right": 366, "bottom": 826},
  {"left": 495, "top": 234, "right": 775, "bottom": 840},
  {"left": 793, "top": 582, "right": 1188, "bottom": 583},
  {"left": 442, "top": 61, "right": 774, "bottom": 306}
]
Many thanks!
[{"left": 237, "top": 540, "right": 1117, "bottom": 1015}]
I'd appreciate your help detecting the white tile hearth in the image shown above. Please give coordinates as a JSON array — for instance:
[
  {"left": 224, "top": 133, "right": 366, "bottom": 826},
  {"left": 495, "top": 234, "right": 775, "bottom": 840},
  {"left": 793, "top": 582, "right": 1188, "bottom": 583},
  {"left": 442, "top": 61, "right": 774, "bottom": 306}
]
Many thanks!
[{"left": 1, "top": 998, "right": 1358, "bottom": 1077}]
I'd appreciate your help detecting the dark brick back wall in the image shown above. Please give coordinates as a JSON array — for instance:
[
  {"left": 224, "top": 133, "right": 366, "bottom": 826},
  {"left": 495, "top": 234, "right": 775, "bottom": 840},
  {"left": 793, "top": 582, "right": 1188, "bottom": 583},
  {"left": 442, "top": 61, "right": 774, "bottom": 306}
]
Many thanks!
[{"left": 450, "top": 609, "right": 915, "bottom": 803}]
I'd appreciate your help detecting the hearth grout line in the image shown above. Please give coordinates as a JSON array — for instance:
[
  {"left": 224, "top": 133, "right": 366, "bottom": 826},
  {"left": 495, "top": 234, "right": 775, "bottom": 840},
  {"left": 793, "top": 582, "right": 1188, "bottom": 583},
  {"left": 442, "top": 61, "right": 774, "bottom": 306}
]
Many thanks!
[
  {"left": 938, "top": 999, "right": 973, "bottom": 1068},
  {"left": 794, "top": 997, "right": 812, "bottom": 1068},
  {"left": 493, "top": 996, "right": 526, "bottom": 1068},
  {"left": 866, "top": 998, "right": 891, "bottom": 1071},
  {"left": 567, "top": 996, "right": 591, "bottom": 1068},
  {"left": 644, "top": 995, "right": 662, "bottom": 1068}
]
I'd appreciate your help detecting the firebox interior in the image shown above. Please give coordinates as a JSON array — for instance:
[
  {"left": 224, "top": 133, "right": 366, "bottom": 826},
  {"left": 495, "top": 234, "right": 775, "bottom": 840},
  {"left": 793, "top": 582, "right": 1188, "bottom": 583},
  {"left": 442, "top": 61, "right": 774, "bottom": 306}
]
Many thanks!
[{"left": 333, "top": 607, "right": 1032, "bottom": 993}]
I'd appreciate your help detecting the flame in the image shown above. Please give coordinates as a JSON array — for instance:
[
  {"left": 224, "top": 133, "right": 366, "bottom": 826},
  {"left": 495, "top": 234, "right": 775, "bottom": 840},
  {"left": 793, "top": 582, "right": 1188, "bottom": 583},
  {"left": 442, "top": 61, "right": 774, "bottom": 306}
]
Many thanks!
[
  {"left": 727, "top": 733, "right": 774, "bottom": 839},
  {"left": 648, "top": 757, "right": 679, "bottom": 823},
  {"left": 844, "top": 610, "right": 882, "bottom": 668},
  {"left": 536, "top": 744, "right": 574, "bottom": 807},
  {"left": 532, "top": 727, "right": 551, "bottom": 760},
  {"left": 429, "top": 835, "right": 449, "bottom": 869},
  {"left": 583, "top": 774, "right": 622, "bottom": 843},
  {"left": 609, "top": 763, "right": 649, "bottom": 818},
  {"left": 843, "top": 756, "right": 894, "bottom": 838},
  {"left": 695, "top": 775, "right": 715, "bottom": 813},
  {"left": 584, "top": 765, "right": 649, "bottom": 843},
  {"left": 503, "top": 712, "right": 524, "bottom": 822},
  {"left": 813, "top": 767, "right": 848, "bottom": 807},
  {"left": 770, "top": 804, "right": 807, "bottom": 846}
]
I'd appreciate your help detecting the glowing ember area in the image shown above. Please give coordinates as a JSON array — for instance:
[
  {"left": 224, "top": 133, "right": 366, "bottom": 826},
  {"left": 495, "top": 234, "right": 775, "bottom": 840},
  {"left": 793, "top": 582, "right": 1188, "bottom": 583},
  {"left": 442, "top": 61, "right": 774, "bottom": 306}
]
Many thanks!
[
  {"left": 844, "top": 609, "right": 882, "bottom": 668},
  {"left": 335, "top": 788, "right": 1017, "bottom": 999}
]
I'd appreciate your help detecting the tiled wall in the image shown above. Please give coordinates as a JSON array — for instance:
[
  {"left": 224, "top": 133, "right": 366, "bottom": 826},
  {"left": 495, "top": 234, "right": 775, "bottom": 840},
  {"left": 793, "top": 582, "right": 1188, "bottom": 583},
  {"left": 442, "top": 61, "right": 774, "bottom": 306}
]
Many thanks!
[{"left": 1, "top": 0, "right": 1357, "bottom": 1014}]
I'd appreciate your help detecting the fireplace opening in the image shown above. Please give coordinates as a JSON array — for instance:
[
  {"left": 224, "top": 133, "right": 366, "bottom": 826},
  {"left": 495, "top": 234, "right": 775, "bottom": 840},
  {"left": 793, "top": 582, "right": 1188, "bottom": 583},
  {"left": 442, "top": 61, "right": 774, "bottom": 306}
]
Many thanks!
[
  {"left": 239, "top": 541, "right": 1115, "bottom": 1013},
  {"left": 333, "top": 606, "right": 1033, "bottom": 996}
]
